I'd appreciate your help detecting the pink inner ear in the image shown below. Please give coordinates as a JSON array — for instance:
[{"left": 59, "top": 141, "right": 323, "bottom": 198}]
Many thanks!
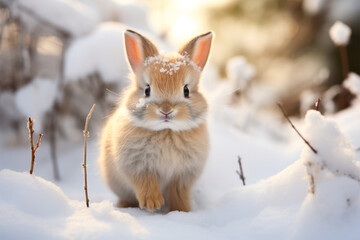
[
  {"left": 193, "top": 37, "right": 212, "bottom": 69},
  {"left": 125, "top": 34, "right": 142, "bottom": 71}
]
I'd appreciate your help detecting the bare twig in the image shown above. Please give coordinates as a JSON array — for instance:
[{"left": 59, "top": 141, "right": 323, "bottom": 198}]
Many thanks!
[
  {"left": 339, "top": 46, "right": 349, "bottom": 80},
  {"left": 277, "top": 103, "right": 318, "bottom": 154},
  {"left": 27, "top": 117, "right": 43, "bottom": 175},
  {"left": 315, "top": 98, "right": 321, "bottom": 111},
  {"left": 236, "top": 156, "right": 246, "bottom": 186},
  {"left": 83, "top": 104, "right": 95, "bottom": 208}
]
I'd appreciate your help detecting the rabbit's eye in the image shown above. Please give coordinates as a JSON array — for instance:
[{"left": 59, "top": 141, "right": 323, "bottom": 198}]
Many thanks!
[
  {"left": 145, "top": 84, "right": 151, "bottom": 97},
  {"left": 183, "top": 84, "right": 190, "bottom": 98}
]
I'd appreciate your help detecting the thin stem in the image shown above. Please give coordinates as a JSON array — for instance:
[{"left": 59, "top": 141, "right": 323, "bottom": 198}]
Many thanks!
[
  {"left": 83, "top": 104, "right": 96, "bottom": 208},
  {"left": 34, "top": 133, "right": 43, "bottom": 152},
  {"left": 315, "top": 98, "right": 321, "bottom": 111},
  {"left": 27, "top": 117, "right": 43, "bottom": 175},
  {"left": 339, "top": 46, "right": 349, "bottom": 80},
  {"left": 27, "top": 118, "right": 35, "bottom": 174},
  {"left": 236, "top": 156, "right": 246, "bottom": 186},
  {"left": 277, "top": 103, "right": 318, "bottom": 154}
]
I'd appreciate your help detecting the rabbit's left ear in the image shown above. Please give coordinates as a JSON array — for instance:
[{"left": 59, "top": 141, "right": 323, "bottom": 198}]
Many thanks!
[
  {"left": 178, "top": 32, "right": 213, "bottom": 71},
  {"left": 124, "top": 29, "right": 159, "bottom": 72}
]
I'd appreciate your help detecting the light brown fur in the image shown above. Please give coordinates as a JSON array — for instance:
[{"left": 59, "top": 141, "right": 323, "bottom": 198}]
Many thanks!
[{"left": 99, "top": 30, "right": 213, "bottom": 212}]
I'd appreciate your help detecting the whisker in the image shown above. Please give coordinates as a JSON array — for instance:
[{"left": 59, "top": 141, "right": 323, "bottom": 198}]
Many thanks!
[
  {"left": 102, "top": 113, "right": 113, "bottom": 120},
  {"left": 106, "top": 88, "right": 121, "bottom": 97}
]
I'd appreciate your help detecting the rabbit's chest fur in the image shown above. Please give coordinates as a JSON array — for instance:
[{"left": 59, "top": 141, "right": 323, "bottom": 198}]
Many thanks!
[{"left": 118, "top": 123, "right": 208, "bottom": 183}]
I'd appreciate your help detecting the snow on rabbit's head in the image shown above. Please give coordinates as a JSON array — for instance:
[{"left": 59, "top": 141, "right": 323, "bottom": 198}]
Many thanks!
[{"left": 123, "top": 29, "right": 213, "bottom": 131}]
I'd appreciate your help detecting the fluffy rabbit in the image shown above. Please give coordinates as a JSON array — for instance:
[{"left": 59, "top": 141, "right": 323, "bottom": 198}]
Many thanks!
[{"left": 99, "top": 29, "right": 213, "bottom": 212}]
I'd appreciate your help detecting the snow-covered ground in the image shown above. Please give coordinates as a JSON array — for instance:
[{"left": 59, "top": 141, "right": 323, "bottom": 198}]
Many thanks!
[{"left": 0, "top": 98, "right": 359, "bottom": 239}]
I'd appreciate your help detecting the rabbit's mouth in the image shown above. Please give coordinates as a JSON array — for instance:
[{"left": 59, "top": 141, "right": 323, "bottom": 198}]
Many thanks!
[
  {"left": 159, "top": 110, "right": 175, "bottom": 122},
  {"left": 162, "top": 114, "right": 172, "bottom": 122}
]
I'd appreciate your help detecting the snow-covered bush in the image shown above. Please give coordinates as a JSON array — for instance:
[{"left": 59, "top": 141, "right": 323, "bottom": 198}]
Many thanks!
[
  {"left": 0, "top": 91, "right": 22, "bottom": 127},
  {"left": 343, "top": 72, "right": 360, "bottom": 96},
  {"left": 329, "top": 21, "right": 352, "bottom": 46},
  {"left": 301, "top": 110, "right": 360, "bottom": 194},
  {"left": 14, "top": 78, "right": 57, "bottom": 132},
  {"left": 8, "top": 0, "right": 99, "bottom": 36},
  {"left": 64, "top": 22, "right": 129, "bottom": 85},
  {"left": 226, "top": 56, "right": 255, "bottom": 93}
]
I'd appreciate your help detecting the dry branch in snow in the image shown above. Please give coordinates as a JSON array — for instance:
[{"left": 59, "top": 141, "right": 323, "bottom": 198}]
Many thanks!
[
  {"left": 236, "top": 156, "right": 246, "bottom": 186},
  {"left": 277, "top": 103, "right": 318, "bottom": 154},
  {"left": 83, "top": 104, "right": 95, "bottom": 208},
  {"left": 315, "top": 98, "right": 321, "bottom": 111},
  {"left": 277, "top": 103, "right": 319, "bottom": 193},
  {"left": 27, "top": 117, "right": 43, "bottom": 175}
]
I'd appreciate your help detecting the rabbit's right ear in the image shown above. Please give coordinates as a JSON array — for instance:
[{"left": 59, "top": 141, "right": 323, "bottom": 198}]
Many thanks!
[
  {"left": 178, "top": 32, "right": 213, "bottom": 71},
  {"left": 124, "top": 30, "right": 159, "bottom": 72}
]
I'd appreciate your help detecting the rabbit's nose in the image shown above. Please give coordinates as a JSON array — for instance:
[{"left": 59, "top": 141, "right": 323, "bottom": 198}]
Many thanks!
[{"left": 160, "top": 101, "right": 173, "bottom": 115}]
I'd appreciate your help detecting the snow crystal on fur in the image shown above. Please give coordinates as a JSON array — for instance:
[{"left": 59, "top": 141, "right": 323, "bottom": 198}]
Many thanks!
[{"left": 144, "top": 55, "right": 201, "bottom": 75}]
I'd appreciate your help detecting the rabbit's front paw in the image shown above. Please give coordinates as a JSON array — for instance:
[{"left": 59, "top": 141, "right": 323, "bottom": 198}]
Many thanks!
[{"left": 139, "top": 190, "right": 165, "bottom": 211}]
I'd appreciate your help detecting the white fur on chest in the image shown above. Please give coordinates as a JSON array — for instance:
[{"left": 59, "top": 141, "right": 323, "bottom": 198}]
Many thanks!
[{"left": 118, "top": 129, "right": 205, "bottom": 185}]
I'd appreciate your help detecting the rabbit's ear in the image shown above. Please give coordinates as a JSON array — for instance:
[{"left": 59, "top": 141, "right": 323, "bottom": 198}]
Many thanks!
[
  {"left": 124, "top": 29, "right": 159, "bottom": 72},
  {"left": 178, "top": 32, "right": 213, "bottom": 70}
]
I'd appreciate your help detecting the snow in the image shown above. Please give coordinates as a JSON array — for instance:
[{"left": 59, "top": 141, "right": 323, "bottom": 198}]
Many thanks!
[
  {"left": 0, "top": 91, "right": 22, "bottom": 122},
  {"left": 114, "top": 2, "right": 151, "bottom": 31},
  {"left": 8, "top": 0, "right": 153, "bottom": 37},
  {"left": 301, "top": 110, "right": 360, "bottom": 191},
  {"left": 64, "top": 22, "right": 128, "bottom": 84},
  {"left": 300, "top": 90, "right": 317, "bottom": 115},
  {"left": 12, "top": 0, "right": 99, "bottom": 37},
  {"left": 303, "top": 0, "right": 326, "bottom": 15},
  {"left": 136, "top": 98, "right": 147, "bottom": 109},
  {"left": 14, "top": 78, "right": 57, "bottom": 131},
  {"left": 1, "top": 101, "right": 359, "bottom": 239},
  {"left": 64, "top": 22, "right": 169, "bottom": 84},
  {"left": 144, "top": 55, "right": 201, "bottom": 75},
  {"left": 329, "top": 21, "right": 352, "bottom": 46},
  {"left": 343, "top": 72, "right": 360, "bottom": 96},
  {"left": 226, "top": 56, "right": 255, "bottom": 91}
]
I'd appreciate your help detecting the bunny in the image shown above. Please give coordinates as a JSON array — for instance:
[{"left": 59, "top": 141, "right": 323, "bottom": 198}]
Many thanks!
[{"left": 98, "top": 29, "right": 213, "bottom": 212}]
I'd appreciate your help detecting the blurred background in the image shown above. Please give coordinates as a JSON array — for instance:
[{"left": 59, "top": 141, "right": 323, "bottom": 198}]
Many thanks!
[{"left": 0, "top": 0, "right": 359, "bottom": 178}]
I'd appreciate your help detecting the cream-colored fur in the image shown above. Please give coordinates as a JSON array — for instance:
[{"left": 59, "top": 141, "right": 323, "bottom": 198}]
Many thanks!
[{"left": 99, "top": 30, "right": 213, "bottom": 212}]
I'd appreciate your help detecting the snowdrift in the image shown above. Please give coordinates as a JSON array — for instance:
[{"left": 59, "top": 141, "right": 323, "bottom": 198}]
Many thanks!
[{"left": 1, "top": 104, "right": 359, "bottom": 239}]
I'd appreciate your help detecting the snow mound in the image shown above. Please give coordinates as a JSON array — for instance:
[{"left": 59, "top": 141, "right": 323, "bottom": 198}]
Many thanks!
[
  {"left": 329, "top": 21, "right": 352, "bottom": 46},
  {"left": 1, "top": 106, "right": 360, "bottom": 239},
  {"left": 14, "top": 78, "right": 57, "bottom": 131},
  {"left": 0, "top": 169, "right": 71, "bottom": 218},
  {"left": 0, "top": 91, "right": 22, "bottom": 121},
  {"left": 114, "top": 2, "right": 151, "bottom": 31},
  {"left": 14, "top": 0, "right": 99, "bottom": 37},
  {"left": 302, "top": 110, "right": 360, "bottom": 184},
  {"left": 303, "top": 0, "right": 326, "bottom": 15},
  {"left": 0, "top": 169, "right": 149, "bottom": 239},
  {"left": 343, "top": 72, "right": 360, "bottom": 96},
  {"left": 64, "top": 22, "right": 129, "bottom": 84},
  {"left": 226, "top": 56, "right": 255, "bottom": 90}
]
